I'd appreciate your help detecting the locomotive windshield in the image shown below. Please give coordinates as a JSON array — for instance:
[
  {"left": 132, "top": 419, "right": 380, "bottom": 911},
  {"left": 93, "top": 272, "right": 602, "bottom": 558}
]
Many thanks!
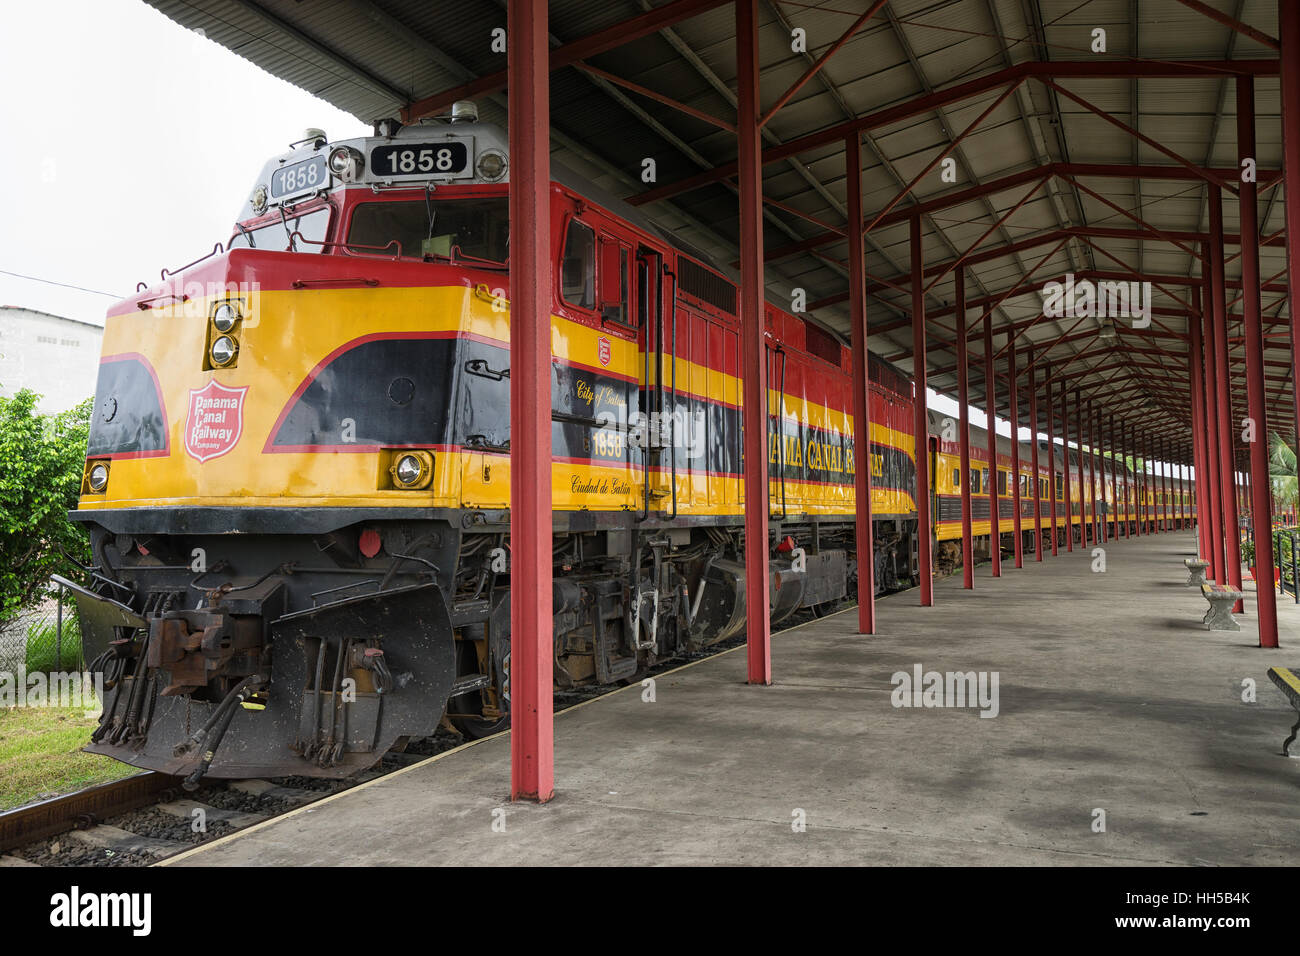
[
  {"left": 346, "top": 197, "right": 509, "bottom": 263},
  {"left": 229, "top": 206, "right": 330, "bottom": 252}
]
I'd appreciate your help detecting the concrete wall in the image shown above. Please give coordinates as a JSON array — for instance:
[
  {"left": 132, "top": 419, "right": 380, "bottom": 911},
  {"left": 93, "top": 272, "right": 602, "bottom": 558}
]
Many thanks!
[{"left": 0, "top": 306, "right": 104, "bottom": 413}]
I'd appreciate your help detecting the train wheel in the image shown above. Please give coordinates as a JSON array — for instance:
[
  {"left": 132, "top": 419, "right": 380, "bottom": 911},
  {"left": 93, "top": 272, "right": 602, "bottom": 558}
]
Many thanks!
[{"left": 447, "top": 641, "right": 510, "bottom": 740}]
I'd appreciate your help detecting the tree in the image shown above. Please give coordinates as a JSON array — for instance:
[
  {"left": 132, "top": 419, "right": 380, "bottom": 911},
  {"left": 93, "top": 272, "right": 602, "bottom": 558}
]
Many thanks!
[
  {"left": 0, "top": 390, "right": 92, "bottom": 621},
  {"left": 1270, "top": 432, "right": 1298, "bottom": 522}
]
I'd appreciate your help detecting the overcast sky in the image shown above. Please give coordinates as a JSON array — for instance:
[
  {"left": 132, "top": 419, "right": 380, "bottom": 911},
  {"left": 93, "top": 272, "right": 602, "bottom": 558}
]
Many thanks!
[{"left": 0, "top": 0, "right": 368, "bottom": 325}]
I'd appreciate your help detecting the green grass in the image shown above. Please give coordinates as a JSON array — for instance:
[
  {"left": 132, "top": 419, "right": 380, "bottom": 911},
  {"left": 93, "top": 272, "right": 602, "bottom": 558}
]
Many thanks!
[
  {"left": 23, "top": 612, "right": 83, "bottom": 674},
  {"left": 0, "top": 703, "right": 135, "bottom": 811}
]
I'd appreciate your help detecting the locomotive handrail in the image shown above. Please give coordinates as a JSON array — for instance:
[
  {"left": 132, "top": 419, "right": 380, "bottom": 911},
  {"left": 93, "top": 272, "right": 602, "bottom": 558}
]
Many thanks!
[
  {"left": 160, "top": 242, "right": 225, "bottom": 282},
  {"left": 135, "top": 291, "right": 190, "bottom": 311},
  {"left": 666, "top": 266, "right": 679, "bottom": 521},
  {"left": 447, "top": 244, "right": 509, "bottom": 271},
  {"left": 636, "top": 251, "right": 657, "bottom": 524},
  {"left": 769, "top": 343, "right": 788, "bottom": 521},
  {"left": 290, "top": 277, "right": 381, "bottom": 289},
  {"left": 465, "top": 358, "right": 509, "bottom": 381},
  {"left": 291, "top": 232, "right": 404, "bottom": 260}
]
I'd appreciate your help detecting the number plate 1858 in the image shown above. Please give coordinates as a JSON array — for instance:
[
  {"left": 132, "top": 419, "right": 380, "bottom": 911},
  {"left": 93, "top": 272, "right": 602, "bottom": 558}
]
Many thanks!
[
  {"left": 371, "top": 141, "right": 470, "bottom": 178},
  {"left": 270, "top": 155, "right": 328, "bottom": 199}
]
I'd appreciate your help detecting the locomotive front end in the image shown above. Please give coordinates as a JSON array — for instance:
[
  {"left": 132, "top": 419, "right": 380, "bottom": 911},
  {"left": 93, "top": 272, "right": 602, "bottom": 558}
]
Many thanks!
[{"left": 70, "top": 117, "right": 512, "bottom": 783}]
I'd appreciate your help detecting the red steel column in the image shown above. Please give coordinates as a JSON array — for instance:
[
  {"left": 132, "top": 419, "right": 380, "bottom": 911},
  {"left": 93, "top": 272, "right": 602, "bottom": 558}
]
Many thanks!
[
  {"left": 1130, "top": 421, "right": 1142, "bottom": 537},
  {"left": 1029, "top": 352, "right": 1043, "bottom": 562},
  {"left": 956, "top": 269, "right": 974, "bottom": 588},
  {"left": 1189, "top": 291, "right": 1209, "bottom": 559},
  {"left": 1164, "top": 437, "right": 1173, "bottom": 530},
  {"left": 846, "top": 134, "right": 875, "bottom": 632},
  {"left": 1097, "top": 405, "right": 1107, "bottom": 542},
  {"left": 1209, "top": 183, "right": 1244, "bottom": 602},
  {"left": 1061, "top": 377, "right": 1073, "bottom": 551},
  {"left": 1109, "top": 412, "right": 1121, "bottom": 540},
  {"left": 1237, "top": 75, "right": 1279, "bottom": 646},
  {"left": 737, "top": 0, "right": 772, "bottom": 682},
  {"left": 1074, "top": 388, "right": 1087, "bottom": 546},
  {"left": 1167, "top": 439, "right": 1176, "bottom": 530},
  {"left": 1151, "top": 436, "right": 1159, "bottom": 532},
  {"left": 984, "top": 311, "right": 1001, "bottom": 574},
  {"left": 1200, "top": 284, "right": 1225, "bottom": 578},
  {"left": 1152, "top": 434, "right": 1161, "bottom": 532},
  {"left": 1045, "top": 363, "right": 1059, "bottom": 556},
  {"left": 1088, "top": 401, "right": 1100, "bottom": 544},
  {"left": 508, "top": 0, "right": 554, "bottom": 803},
  {"left": 1282, "top": 0, "right": 1300, "bottom": 461},
  {"left": 1008, "top": 337, "right": 1023, "bottom": 568},
  {"left": 911, "top": 212, "right": 934, "bottom": 606}
]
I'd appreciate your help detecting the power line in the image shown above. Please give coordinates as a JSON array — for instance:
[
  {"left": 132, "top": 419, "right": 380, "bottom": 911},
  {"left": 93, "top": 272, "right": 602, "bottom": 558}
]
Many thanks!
[{"left": 0, "top": 269, "right": 122, "bottom": 299}]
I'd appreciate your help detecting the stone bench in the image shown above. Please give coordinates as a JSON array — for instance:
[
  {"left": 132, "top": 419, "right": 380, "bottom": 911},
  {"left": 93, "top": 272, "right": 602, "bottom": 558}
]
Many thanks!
[
  {"left": 1183, "top": 557, "right": 1210, "bottom": 587},
  {"left": 1200, "top": 582, "right": 1242, "bottom": 631},
  {"left": 1266, "top": 667, "right": 1300, "bottom": 756}
]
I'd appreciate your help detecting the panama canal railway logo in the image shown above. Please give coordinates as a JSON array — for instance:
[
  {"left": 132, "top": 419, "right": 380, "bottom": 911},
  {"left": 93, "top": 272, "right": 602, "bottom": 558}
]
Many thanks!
[
  {"left": 184, "top": 380, "right": 248, "bottom": 463},
  {"left": 597, "top": 335, "right": 612, "bottom": 368}
]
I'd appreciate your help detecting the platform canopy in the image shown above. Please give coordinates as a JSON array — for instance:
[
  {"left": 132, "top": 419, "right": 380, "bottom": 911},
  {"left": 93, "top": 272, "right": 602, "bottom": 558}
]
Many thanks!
[{"left": 145, "top": 0, "right": 1294, "bottom": 460}]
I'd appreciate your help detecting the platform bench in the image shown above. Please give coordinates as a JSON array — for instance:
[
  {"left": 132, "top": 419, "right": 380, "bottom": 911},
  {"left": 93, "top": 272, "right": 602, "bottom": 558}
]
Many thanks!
[
  {"left": 1184, "top": 558, "right": 1210, "bottom": 587},
  {"left": 1200, "top": 583, "right": 1242, "bottom": 631},
  {"left": 1266, "top": 667, "right": 1300, "bottom": 756}
]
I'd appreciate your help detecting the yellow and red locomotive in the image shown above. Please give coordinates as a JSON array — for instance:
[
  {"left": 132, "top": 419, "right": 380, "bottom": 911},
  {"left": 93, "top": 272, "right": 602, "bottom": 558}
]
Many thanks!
[{"left": 68, "top": 107, "right": 1191, "bottom": 784}]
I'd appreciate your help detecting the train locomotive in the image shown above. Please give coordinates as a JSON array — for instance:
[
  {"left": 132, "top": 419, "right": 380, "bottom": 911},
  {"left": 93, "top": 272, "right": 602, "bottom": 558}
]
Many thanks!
[{"left": 67, "top": 106, "right": 1193, "bottom": 785}]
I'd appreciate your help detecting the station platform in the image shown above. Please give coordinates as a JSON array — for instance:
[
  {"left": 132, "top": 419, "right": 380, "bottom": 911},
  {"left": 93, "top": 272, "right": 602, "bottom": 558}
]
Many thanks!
[{"left": 165, "top": 530, "right": 1300, "bottom": 867}]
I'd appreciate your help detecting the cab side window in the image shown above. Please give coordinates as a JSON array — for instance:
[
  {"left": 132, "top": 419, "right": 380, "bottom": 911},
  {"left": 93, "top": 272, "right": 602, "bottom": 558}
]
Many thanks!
[
  {"left": 599, "top": 237, "right": 631, "bottom": 326},
  {"left": 561, "top": 218, "right": 596, "bottom": 310}
]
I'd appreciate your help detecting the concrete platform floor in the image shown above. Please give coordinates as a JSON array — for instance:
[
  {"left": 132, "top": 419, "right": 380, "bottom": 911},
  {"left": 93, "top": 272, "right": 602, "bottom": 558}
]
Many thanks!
[{"left": 167, "top": 530, "right": 1300, "bottom": 867}]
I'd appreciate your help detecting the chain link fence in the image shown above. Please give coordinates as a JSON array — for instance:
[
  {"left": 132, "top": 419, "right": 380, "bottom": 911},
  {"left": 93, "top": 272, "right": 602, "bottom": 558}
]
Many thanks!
[{"left": 0, "top": 588, "right": 84, "bottom": 676}]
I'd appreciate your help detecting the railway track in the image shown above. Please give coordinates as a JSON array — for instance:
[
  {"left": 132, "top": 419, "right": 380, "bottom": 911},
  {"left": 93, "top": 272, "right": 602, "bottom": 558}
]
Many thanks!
[{"left": 0, "top": 599, "right": 857, "bottom": 867}]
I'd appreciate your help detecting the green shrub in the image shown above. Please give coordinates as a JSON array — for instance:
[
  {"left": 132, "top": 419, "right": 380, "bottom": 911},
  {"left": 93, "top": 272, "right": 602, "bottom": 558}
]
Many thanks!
[{"left": 0, "top": 390, "right": 92, "bottom": 624}]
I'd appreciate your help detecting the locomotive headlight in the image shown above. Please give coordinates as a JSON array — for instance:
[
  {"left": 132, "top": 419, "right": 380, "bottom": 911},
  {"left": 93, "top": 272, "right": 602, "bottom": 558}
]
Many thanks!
[
  {"left": 86, "top": 462, "right": 110, "bottom": 493},
  {"left": 476, "top": 149, "right": 507, "bottom": 182},
  {"left": 210, "top": 335, "right": 238, "bottom": 367},
  {"left": 328, "top": 145, "right": 364, "bottom": 182},
  {"left": 212, "top": 302, "right": 240, "bottom": 332},
  {"left": 390, "top": 451, "right": 433, "bottom": 490},
  {"left": 396, "top": 455, "right": 423, "bottom": 484}
]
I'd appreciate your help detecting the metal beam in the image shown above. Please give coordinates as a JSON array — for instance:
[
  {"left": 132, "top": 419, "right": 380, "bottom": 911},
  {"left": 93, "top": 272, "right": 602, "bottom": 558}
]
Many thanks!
[{"left": 403, "top": 0, "right": 732, "bottom": 120}]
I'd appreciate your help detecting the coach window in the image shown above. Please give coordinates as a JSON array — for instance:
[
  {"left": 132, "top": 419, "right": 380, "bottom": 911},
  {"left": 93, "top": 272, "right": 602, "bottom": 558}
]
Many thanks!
[
  {"left": 969, "top": 469, "right": 981, "bottom": 494},
  {"left": 997, "top": 470, "right": 1007, "bottom": 496},
  {"left": 1054, "top": 475, "right": 1064, "bottom": 499},
  {"left": 951, "top": 468, "right": 960, "bottom": 490},
  {"left": 982, "top": 468, "right": 990, "bottom": 493},
  {"left": 561, "top": 218, "right": 596, "bottom": 310}
]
